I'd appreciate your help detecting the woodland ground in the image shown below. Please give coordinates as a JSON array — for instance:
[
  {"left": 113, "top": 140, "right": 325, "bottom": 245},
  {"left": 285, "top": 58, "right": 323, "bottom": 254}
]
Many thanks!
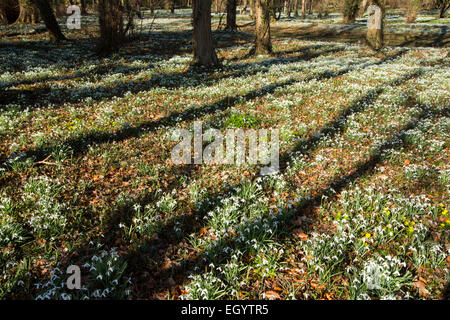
[{"left": 0, "top": 9, "right": 449, "bottom": 300}]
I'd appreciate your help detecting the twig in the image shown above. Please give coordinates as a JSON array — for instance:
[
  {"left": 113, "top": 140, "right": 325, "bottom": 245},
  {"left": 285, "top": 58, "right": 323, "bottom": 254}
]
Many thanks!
[
  {"left": 149, "top": 12, "right": 158, "bottom": 32},
  {"left": 34, "top": 155, "right": 58, "bottom": 166}
]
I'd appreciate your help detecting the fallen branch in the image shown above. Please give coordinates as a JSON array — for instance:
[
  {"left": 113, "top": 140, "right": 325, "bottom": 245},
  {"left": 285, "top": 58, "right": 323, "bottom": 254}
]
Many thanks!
[{"left": 34, "top": 155, "right": 58, "bottom": 166}]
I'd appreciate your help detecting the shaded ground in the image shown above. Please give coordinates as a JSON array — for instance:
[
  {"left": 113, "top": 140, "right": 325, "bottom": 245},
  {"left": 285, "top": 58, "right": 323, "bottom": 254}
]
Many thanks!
[{"left": 263, "top": 22, "right": 449, "bottom": 47}]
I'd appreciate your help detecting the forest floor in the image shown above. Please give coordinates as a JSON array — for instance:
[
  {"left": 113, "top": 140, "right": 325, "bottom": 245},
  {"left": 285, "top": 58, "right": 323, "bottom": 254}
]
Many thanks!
[{"left": 0, "top": 10, "right": 449, "bottom": 300}]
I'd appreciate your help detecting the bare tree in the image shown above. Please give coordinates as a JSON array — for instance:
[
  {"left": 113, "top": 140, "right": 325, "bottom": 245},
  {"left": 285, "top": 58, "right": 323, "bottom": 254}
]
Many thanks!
[
  {"left": 343, "top": 0, "right": 360, "bottom": 23},
  {"left": 97, "top": 0, "right": 124, "bottom": 54},
  {"left": 301, "top": 0, "right": 307, "bottom": 18},
  {"left": 0, "top": 0, "right": 20, "bottom": 24},
  {"left": 80, "top": 0, "right": 88, "bottom": 15},
  {"left": 225, "top": 0, "right": 237, "bottom": 30},
  {"left": 0, "top": 7, "right": 6, "bottom": 24},
  {"left": 294, "top": 0, "right": 299, "bottom": 17},
  {"left": 406, "top": 0, "right": 420, "bottom": 22},
  {"left": 16, "top": 0, "right": 38, "bottom": 24},
  {"left": 366, "top": 0, "right": 384, "bottom": 49},
  {"left": 34, "top": 0, "right": 66, "bottom": 40},
  {"left": 286, "top": 0, "right": 292, "bottom": 17},
  {"left": 252, "top": 0, "right": 272, "bottom": 55},
  {"left": 192, "top": 0, "right": 219, "bottom": 67},
  {"left": 359, "top": 0, "right": 370, "bottom": 16},
  {"left": 437, "top": 0, "right": 450, "bottom": 17},
  {"left": 431, "top": 0, "right": 449, "bottom": 18}
]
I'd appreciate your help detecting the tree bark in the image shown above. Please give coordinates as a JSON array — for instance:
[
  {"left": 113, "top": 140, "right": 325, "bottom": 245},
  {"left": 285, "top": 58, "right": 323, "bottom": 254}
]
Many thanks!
[
  {"left": 80, "top": 0, "right": 87, "bottom": 15},
  {"left": 359, "top": 0, "right": 369, "bottom": 17},
  {"left": 98, "top": 0, "right": 124, "bottom": 54},
  {"left": 16, "top": 0, "right": 35, "bottom": 24},
  {"left": 225, "top": 0, "right": 237, "bottom": 30},
  {"left": 0, "top": 9, "right": 6, "bottom": 24},
  {"left": 439, "top": 2, "right": 449, "bottom": 18},
  {"left": 33, "top": 0, "right": 66, "bottom": 40},
  {"left": 242, "top": 0, "right": 248, "bottom": 14},
  {"left": 301, "top": 0, "right": 306, "bottom": 18},
  {"left": 192, "top": 0, "right": 219, "bottom": 68},
  {"left": 253, "top": 0, "right": 271, "bottom": 55},
  {"left": 150, "top": 0, "right": 155, "bottom": 15},
  {"left": 343, "top": 0, "right": 359, "bottom": 23},
  {"left": 406, "top": 0, "right": 420, "bottom": 23},
  {"left": 367, "top": 0, "right": 384, "bottom": 50}
]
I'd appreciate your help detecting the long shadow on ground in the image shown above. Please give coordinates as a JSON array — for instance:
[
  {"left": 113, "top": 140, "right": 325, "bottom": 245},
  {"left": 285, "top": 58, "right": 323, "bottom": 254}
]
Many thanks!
[
  {"left": 0, "top": 48, "right": 406, "bottom": 168},
  {"left": 116, "top": 67, "right": 425, "bottom": 298},
  {"left": 140, "top": 93, "right": 444, "bottom": 299}
]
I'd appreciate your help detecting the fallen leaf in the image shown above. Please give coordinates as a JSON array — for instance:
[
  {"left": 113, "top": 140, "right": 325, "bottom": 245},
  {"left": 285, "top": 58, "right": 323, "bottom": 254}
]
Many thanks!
[
  {"left": 414, "top": 280, "right": 430, "bottom": 297},
  {"left": 264, "top": 291, "right": 281, "bottom": 300},
  {"left": 293, "top": 228, "right": 308, "bottom": 241}
]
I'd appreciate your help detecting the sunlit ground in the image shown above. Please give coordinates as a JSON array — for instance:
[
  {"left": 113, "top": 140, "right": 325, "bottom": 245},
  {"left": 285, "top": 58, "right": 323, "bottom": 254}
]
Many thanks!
[{"left": 0, "top": 9, "right": 449, "bottom": 300}]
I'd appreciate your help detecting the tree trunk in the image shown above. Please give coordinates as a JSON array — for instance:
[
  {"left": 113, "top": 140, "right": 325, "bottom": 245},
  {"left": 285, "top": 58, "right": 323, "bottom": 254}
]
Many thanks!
[
  {"left": 308, "top": 0, "right": 312, "bottom": 15},
  {"left": 192, "top": 0, "right": 219, "bottom": 68},
  {"left": 150, "top": 0, "right": 155, "bottom": 15},
  {"left": 242, "top": 0, "right": 248, "bottom": 14},
  {"left": 0, "top": 9, "right": 6, "bottom": 24},
  {"left": 80, "top": 0, "right": 87, "bottom": 15},
  {"left": 439, "top": 3, "right": 449, "bottom": 18},
  {"left": 367, "top": 0, "right": 384, "bottom": 50},
  {"left": 98, "top": 0, "right": 124, "bottom": 54},
  {"left": 16, "top": 0, "right": 35, "bottom": 24},
  {"left": 253, "top": 0, "right": 271, "bottom": 55},
  {"left": 33, "top": 0, "right": 66, "bottom": 40},
  {"left": 406, "top": 0, "right": 420, "bottom": 23},
  {"left": 225, "top": 0, "right": 237, "bottom": 30},
  {"left": 301, "top": 0, "right": 306, "bottom": 18},
  {"left": 359, "top": 0, "right": 369, "bottom": 17},
  {"left": 286, "top": 0, "right": 291, "bottom": 18},
  {"left": 294, "top": 0, "right": 299, "bottom": 17},
  {"left": 343, "top": 0, "right": 359, "bottom": 23}
]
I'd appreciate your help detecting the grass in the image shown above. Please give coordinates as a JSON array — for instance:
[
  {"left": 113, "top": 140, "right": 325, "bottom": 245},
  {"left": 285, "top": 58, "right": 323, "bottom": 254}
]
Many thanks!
[{"left": 0, "top": 10, "right": 448, "bottom": 300}]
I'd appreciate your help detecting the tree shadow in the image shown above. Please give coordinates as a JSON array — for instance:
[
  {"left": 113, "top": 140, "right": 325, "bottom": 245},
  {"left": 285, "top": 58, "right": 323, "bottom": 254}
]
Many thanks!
[
  {"left": 279, "top": 69, "right": 424, "bottom": 168},
  {"left": 0, "top": 42, "right": 348, "bottom": 108},
  {"left": 396, "top": 25, "right": 449, "bottom": 47},
  {"left": 0, "top": 29, "right": 252, "bottom": 92},
  {"left": 141, "top": 94, "right": 444, "bottom": 298},
  {"left": 270, "top": 23, "right": 450, "bottom": 47},
  {"left": 109, "top": 67, "right": 424, "bottom": 297},
  {"left": 0, "top": 49, "right": 407, "bottom": 170},
  {"left": 0, "top": 62, "right": 161, "bottom": 90},
  {"left": 31, "top": 49, "right": 413, "bottom": 298}
]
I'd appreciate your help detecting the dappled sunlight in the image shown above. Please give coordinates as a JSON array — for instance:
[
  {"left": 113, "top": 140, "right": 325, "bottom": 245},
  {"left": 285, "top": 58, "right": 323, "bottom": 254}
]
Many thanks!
[{"left": 0, "top": 2, "right": 448, "bottom": 302}]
